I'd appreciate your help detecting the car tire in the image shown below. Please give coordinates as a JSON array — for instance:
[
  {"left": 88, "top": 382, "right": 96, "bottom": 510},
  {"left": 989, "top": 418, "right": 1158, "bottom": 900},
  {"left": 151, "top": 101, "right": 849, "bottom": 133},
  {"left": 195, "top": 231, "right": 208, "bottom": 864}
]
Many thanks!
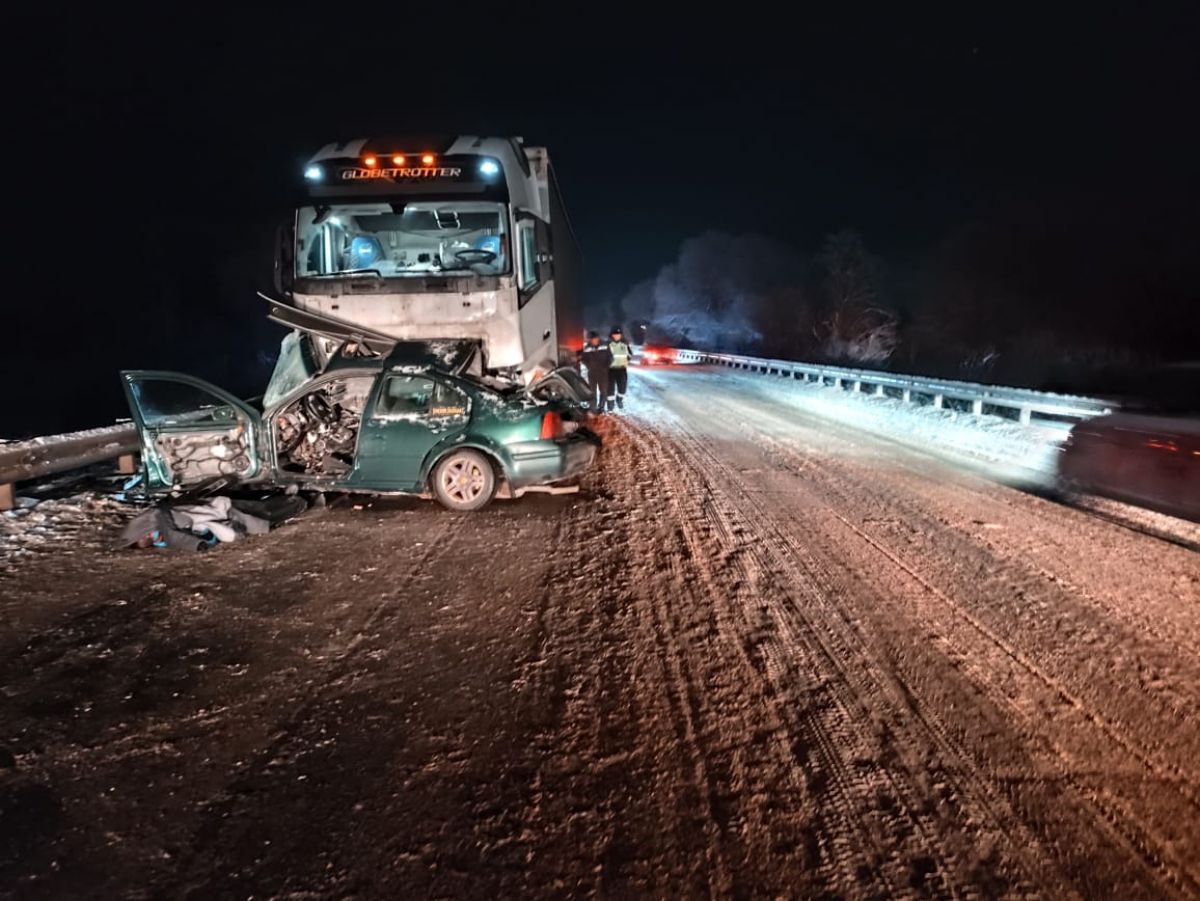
[{"left": 431, "top": 449, "right": 497, "bottom": 512}]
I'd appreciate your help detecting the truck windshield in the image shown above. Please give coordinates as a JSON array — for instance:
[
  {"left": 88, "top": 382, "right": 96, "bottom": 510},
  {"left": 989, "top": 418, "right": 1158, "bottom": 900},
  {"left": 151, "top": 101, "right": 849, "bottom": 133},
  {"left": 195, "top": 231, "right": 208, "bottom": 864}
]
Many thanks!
[{"left": 296, "top": 201, "right": 510, "bottom": 279}]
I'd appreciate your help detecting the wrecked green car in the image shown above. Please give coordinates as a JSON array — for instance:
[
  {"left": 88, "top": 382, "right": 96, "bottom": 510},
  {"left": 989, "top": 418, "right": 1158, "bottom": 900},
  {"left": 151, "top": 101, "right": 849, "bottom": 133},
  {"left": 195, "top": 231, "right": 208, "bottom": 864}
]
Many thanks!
[{"left": 120, "top": 341, "right": 598, "bottom": 512}]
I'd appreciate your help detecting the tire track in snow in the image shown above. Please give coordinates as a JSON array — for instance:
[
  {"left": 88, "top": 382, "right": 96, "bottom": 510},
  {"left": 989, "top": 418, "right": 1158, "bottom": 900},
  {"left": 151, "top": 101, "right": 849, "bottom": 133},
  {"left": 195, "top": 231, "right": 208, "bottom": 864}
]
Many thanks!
[
  {"left": 619, "top": 415, "right": 984, "bottom": 897},
  {"left": 639, "top": 370, "right": 1198, "bottom": 896},
  {"left": 699, "top": 365, "right": 1200, "bottom": 658},
  {"left": 729, "top": 399, "right": 1200, "bottom": 790},
  {"left": 717, "top": 395, "right": 1200, "bottom": 786},
  {"left": 743, "top": 427, "right": 1200, "bottom": 897},
  {"left": 618, "top": 423, "right": 838, "bottom": 896},
  {"left": 510, "top": 423, "right": 746, "bottom": 896}
]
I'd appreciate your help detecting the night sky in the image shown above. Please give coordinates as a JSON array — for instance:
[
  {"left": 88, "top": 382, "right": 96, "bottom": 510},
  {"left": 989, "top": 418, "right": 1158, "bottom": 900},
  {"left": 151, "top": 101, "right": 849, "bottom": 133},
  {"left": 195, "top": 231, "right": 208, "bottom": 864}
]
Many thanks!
[{"left": 9, "top": 5, "right": 1199, "bottom": 437}]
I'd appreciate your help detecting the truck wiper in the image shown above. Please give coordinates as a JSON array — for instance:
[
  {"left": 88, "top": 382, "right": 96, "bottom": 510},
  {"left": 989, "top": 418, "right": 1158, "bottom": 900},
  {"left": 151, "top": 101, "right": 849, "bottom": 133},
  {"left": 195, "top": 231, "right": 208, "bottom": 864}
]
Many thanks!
[{"left": 310, "top": 269, "right": 385, "bottom": 279}]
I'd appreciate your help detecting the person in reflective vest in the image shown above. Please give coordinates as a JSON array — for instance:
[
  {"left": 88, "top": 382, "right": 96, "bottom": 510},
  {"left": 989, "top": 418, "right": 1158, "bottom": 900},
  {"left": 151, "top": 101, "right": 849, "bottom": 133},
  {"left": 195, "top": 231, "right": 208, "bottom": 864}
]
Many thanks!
[
  {"left": 607, "top": 326, "right": 630, "bottom": 410},
  {"left": 580, "top": 331, "right": 612, "bottom": 413}
]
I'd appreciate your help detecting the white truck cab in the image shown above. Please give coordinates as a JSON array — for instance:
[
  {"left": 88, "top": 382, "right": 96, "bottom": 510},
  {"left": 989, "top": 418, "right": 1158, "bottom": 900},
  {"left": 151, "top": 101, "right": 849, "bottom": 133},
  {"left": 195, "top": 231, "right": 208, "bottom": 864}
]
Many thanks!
[{"left": 271, "top": 135, "right": 581, "bottom": 394}]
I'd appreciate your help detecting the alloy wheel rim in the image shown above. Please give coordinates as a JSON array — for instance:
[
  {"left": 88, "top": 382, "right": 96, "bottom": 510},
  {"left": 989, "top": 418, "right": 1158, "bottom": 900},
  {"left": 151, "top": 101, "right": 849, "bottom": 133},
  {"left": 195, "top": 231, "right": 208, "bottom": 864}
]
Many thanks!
[{"left": 441, "top": 458, "right": 486, "bottom": 504}]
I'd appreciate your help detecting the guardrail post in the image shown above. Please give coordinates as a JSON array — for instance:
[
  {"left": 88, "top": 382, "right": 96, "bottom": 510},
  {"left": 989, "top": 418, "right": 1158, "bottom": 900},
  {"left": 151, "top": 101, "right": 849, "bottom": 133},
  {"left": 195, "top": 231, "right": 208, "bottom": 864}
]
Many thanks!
[
  {"left": 902, "top": 388, "right": 911, "bottom": 403},
  {"left": 933, "top": 393, "right": 944, "bottom": 409},
  {"left": 1019, "top": 407, "right": 1032, "bottom": 426},
  {"left": 853, "top": 380, "right": 862, "bottom": 392},
  {"left": 875, "top": 384, "right": 885, "bottom": 397},
  {"left": 833, "top": 377, "right": 842, "bottom": 388},
  {"left": 0, "top": 482, "right": 12, "bottom": 513},
  {"left": 972, "top": 398, "right": 984, "bottom": 415}
]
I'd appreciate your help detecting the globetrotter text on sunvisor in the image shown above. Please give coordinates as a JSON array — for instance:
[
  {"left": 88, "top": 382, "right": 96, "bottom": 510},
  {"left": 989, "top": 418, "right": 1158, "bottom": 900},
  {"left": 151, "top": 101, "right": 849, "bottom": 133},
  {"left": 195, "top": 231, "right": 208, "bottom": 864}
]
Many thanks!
[{"left": 342, "top": 167, "right": 463, "bottom": 180}]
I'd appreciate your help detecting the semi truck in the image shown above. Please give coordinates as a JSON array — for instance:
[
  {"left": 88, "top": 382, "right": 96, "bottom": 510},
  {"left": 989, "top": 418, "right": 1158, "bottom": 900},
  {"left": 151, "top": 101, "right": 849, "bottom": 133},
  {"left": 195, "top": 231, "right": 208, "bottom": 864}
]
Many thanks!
[{"left": 267, "top": 135, "right": 582, "bottom": 399}]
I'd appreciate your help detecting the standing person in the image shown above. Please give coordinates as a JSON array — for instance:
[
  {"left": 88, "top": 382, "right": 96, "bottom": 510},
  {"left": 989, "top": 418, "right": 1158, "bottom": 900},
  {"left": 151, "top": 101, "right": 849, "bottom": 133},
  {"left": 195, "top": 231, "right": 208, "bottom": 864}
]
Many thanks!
[
  {"left": 580, "top": 331, "right": 612, "bottom": 413},
  {"left": 607, "top": 325, "right": 631, "bottom": 410}
]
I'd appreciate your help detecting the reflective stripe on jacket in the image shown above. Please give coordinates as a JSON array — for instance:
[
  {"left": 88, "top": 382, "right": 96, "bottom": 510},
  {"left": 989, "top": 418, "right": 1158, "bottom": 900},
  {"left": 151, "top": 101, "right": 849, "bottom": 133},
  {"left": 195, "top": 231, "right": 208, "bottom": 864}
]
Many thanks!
[{"left": 609, "top": 341, "right": 630, "bottom": 368}]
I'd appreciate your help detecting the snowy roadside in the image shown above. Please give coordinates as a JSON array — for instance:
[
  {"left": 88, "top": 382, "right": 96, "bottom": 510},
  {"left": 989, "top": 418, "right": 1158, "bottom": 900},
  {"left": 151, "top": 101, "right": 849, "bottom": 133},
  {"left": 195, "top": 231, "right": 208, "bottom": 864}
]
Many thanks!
[
  {"left": 1, "top": 493, "right": 139, "bottom": 573},
  {"left": 1, "top": 423, "right": 141, "bottom": 570},
  {"left": 684, "top": 366, "right": 1068, "bottom": 489}
]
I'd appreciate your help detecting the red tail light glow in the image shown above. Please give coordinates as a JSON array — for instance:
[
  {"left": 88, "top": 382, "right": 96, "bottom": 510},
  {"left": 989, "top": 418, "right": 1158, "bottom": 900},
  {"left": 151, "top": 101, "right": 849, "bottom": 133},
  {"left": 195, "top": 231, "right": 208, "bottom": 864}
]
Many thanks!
[
  {"left": 540, "top": 411, "right": 565, "bottom": 440},
  {"left": 392, "top": 154, "right": 406, "bottom": 165},
  {"left": 421, "top": 153, "right": 435, "bottom": 166},
  {"left": 364, "top": 155, "right": 377, "bottom": 167}
]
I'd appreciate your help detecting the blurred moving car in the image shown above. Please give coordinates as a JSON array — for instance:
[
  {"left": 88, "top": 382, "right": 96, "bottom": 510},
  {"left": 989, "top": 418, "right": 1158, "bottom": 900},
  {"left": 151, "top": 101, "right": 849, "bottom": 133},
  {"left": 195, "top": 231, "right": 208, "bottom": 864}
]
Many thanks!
[
  {"left": 120, "top": 342, "right": 597, "bottom": 513},
  {"left": 636, "top": 346, "right": 673, "bottom": 366},
  {"left": 1058, "top": 365, "right": 1200, "bottom": 522}
]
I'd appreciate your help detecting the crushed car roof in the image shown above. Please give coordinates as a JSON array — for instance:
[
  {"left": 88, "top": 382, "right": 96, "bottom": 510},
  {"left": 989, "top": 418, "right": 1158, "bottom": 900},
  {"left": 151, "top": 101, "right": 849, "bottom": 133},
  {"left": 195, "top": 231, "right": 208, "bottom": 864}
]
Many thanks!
[
  {"left": 321, "top": 339, "right": 478, "bottom": 375},
  {"left": 261, "top": 293, "right": 478, "bottom": 377}
]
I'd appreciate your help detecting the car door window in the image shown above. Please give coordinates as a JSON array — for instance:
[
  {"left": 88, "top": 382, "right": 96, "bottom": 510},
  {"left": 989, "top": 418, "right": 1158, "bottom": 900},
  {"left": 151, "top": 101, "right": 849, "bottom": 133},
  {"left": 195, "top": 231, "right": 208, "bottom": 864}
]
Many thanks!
[
  {"left": 374, "top": 376, "right": 468, "bottom": 420},
  {"left": 128, "top": 380, "right": 239, "bottom": 427}
]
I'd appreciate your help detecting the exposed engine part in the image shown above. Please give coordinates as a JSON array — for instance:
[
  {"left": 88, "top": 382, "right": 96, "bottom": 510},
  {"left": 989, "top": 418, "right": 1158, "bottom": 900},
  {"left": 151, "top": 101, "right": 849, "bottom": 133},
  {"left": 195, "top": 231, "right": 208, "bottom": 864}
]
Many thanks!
[{"left": 276, "top": 377, "right": 373, "bottom": 475}]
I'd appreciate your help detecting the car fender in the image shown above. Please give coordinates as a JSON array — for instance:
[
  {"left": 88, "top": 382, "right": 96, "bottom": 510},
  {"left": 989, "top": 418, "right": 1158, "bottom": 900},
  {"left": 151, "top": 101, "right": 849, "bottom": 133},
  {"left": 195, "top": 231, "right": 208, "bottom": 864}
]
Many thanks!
[{"left": 419, "top": 434, "right": 513, "bottom": 487}]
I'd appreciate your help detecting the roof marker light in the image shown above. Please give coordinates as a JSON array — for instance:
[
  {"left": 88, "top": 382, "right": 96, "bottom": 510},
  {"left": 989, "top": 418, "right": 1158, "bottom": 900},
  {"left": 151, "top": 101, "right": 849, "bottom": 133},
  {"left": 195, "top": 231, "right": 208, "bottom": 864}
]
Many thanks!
[
  {"left": 304, "top": 165, "right": 323, "bottom": 181},
  {"left": 421, "top": 153, "right": 435, "bottom": 165},
  {"left": 392, "top": 154, "right": 406, "bottom": 165},
  {"left": 364, "top": 155, "right": 377, "bottom": 167},
  {"left": 479, "top": 159, "right": 500, "bottom": 177}
]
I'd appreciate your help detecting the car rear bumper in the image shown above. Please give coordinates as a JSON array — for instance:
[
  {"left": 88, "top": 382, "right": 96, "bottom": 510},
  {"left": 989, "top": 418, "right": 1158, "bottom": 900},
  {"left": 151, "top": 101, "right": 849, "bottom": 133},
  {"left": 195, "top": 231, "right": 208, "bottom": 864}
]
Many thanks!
[{"left": 506, "top": 436, "right": 597, "bottom": 489}]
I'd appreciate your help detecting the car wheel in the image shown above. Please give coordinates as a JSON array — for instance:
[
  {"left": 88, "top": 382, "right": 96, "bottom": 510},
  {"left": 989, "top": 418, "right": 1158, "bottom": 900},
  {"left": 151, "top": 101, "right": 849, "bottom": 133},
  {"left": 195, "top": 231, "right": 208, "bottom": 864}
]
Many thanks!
[{"left": 431, "top": 449, "right": 496, "bottom": 512}]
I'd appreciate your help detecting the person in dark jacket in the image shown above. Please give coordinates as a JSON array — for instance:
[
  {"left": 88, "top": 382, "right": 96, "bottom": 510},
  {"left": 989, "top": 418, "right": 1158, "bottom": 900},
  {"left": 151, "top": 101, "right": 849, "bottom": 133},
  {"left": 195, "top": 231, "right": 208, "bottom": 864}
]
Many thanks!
[
  {"left": 580, "top": 331, "right": 612, "bottom": 413},
  {"left": 607, "top": 326, "right": 631, "bottom": 410}
]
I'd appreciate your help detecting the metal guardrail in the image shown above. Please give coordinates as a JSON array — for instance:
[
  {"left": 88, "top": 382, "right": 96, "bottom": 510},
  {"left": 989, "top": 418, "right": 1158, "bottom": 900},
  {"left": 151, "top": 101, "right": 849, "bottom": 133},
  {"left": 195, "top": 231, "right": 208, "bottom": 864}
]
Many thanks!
[
  {"left": 653, "top": 348, "right": 1114, "bottom": 426},
  {"left": 0, "top": 425, "right": 140, "bottom": 510}
]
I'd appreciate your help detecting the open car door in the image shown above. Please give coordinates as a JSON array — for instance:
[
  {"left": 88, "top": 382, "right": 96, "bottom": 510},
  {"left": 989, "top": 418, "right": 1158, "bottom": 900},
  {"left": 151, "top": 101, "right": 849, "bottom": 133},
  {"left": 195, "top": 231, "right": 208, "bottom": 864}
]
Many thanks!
[{"left": 120, "top": 371, "right": 268, "bottom": 489}]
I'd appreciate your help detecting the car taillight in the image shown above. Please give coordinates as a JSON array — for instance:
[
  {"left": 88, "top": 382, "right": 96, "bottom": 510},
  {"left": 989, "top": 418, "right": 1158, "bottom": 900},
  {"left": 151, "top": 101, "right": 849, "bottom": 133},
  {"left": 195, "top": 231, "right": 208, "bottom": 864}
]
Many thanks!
[{"left": 540, "top": 411, "right": 565, "bottom": 440}]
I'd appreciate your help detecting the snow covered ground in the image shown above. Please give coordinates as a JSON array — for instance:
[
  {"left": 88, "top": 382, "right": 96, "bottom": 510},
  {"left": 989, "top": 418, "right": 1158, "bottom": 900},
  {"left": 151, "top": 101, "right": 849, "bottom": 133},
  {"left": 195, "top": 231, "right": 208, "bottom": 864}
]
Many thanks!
[
  {"left": 678, "top": 364, "right": 1068, "bottom": 488},
  {"left": 2, "top": 366, "right": 1198, "bottom": 896}
]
